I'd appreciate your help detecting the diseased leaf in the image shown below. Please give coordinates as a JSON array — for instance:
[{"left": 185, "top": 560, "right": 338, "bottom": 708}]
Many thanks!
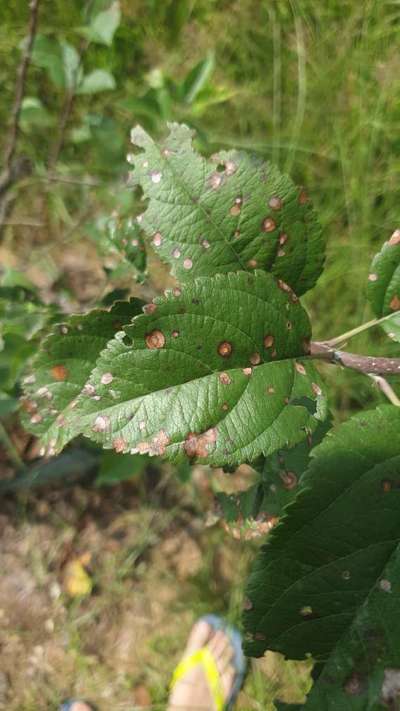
[
  {"left": 67, "top": 271, "right": 327, "bottom": 466},
  {"left": 256, "top": 415, "right": 332, "bottom": 514},
  {"left": 128, "top": 123, "right": 325, "bottom": 296},
  {"left": 368, "top": 229, "right": 400, "bottom": 342},
  {"left": 300, "top": 544, "right": 400, "bottom": 708},
  {"left": 243, "top": 405, "right": 400, "bottom": 698},
  {"left": 89, "top": 213, "right": 147, "bottom": 280},
  {"left": 21, "top": 299, "right": 143, "bottom": 455},
  {"left": 217, "top": 417, "right": 332, "bottom": 539}
]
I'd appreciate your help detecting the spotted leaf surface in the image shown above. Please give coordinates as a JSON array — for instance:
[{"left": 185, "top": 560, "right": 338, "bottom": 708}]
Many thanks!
[
  {"left": 21, "top": 299, "right": 143, "bottom": 455},
  {"left": 368, "top": 230, "right": 400, "bottom": 342},
  {"left": 299, "top": 546, "right": 400, "bottom": 709},
  {"left": 67, "top": 271, "right": 327, "bottom": 466},
  {"left": 243, "top": 405, "right": 400, "bottom": 695},
  {"left": 128, "top": 123, "right": 324, "bottom": 296}
]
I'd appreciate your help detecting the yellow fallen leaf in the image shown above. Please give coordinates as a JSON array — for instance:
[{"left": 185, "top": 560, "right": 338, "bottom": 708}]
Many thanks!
[{"left": 63, "top": 559, "right": 92, "bottom": 598}]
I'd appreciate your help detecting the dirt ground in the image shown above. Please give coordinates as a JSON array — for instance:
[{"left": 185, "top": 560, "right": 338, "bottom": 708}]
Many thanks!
[{"left": 0, "top": 464, "right": 312, "bottom": 711}]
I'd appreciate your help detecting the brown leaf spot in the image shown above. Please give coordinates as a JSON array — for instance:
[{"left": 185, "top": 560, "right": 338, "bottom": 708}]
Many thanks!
[
  {"left": 209, "top": 172, "right": 223, "bottom": 190},
  {"left": 279, "top": 233, "right": 288, "bottom": 245},
  {"left": 184, "top": 428, "right": 217, "bottom": 458},
  {"left": 269, "top": 196, "right": 283, "bottom": 210},
  {"left": 137, "top": 429, "right": 170, "bottom": 456},
  {"left": 152, "top": 232, "right": 162, "bottom": 247},
  {"left": 230, "top": 203, "right": 241, "bottom": 216},
  {"left": 143, "top": 303, "right": 157, "bottom": 315},
  {"left": 312, "top": 382, "right": 322, "bottom": 396},
  {"left": 344, "top": 672, "right": 364, "bottom": 696},
  {"left": 225, "top": 160, "right": 237, "bottom": 176},
  {"left": 280, "top": 471, "right": 298, "bottom": 490},
  {"left": 277, "top": 278, "right": 291, "bottom": 293},
  {"left": 146, "top": 329, "right": 166, "bottom": 349},
  {"left": 183, "top": 258, "right": 193, "bottom": 270},
  {"left": 261, "top": 217, "right": 276, "bottom": 232},
  {"left": 172, "top": 330, "right": 179, "bottom": 338},
  {"left": 368, "top": 273, "right": 378, "bottom": 282},
  {"left": 299, "top": 605, "right": 313, "bottom": 617},
  {"left": 219, "top": 372, "right": 232, "bottom": 385},
  {"left": 51, "top": 364, "right": 69, "bottom": 381},
  {"left": 264, "top": 334, "right": 274, "bottom": 348},
  {"left": 390, "top": 294, "right": 400, "bottom": 311},
  {"left": 247, "top": 259, "right": 257, "bottom": 268},
  {"left": 218, "top": 341, "right": 233, "bottom": 358},
  {"left": 298, "top": 188, "right": 310, "bottom": 205},
  {"left": 113, "top": 437, "right": 126, "bottom": 453},
  {"left": 389, "top": 229, "right": 400, "bottom": 246},
  {"left": 382, "top": 479, "right": 392, "bottom": 493},
  {"left": 92, "top": 415, "right": 110, "bottom": 433},
  {"left": 250, "top": 352, "right": 261, "bottom": 365},
  {"left": 295, "top": 362, "right": 306, "bottom": 375},
  {"left": 380, "top": 579, "right": 392, "bottom": 592},
  {"left": 266, "top": 386, "right": 275, "bottom": 394},
  {"left": 303, "top": 338, "right": 311, "bottom": 354},
  {"left": 382, "top": 668, "right": 400, "bottom": 705},
  {"left": 243, "top": 597, "right": 253, "bottom": 611},
  {"left": 101, "top": 372, "right": 113, "bottom": 385},
  {"left": 242, "top": 367, "right": 252, "bottom": 376}
]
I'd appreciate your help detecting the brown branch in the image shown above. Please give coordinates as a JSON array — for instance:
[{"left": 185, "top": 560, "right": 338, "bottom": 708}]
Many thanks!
[
  {"left": 1, "top": 0, "right": 40, "bottom": 182},
  {"left": 311, "top": 341, "right": 400, "bottom": 376}
]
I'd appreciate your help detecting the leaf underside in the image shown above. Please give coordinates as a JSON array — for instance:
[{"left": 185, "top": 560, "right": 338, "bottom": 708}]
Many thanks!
[
  {"left": 368, "top": 232, "right": 400, "bottom": 342},
  {"left": 58, "top": 271, "right": 326, "bottom": 466},
  {"left": 129, "top": 123, "right": 325, "bottom": 296},
  {"left": 21, "top": 299, "right": 143, "bottom": 454},
  {"left": 243, "top": 405, "right": 400, "bottom": 707}
]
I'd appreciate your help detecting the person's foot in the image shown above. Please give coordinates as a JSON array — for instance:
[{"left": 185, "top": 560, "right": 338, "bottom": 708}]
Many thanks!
[{"left": 168, "top": 619, "right": 237, "bottom": 710}]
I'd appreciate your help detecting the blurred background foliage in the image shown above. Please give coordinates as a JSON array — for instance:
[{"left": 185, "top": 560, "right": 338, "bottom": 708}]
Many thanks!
[
  {"left": 0, "top": 3, "right": 400, "bottom": 707},
  {"left": 1, "top": 0, "right": 400, "bottom": 463}
]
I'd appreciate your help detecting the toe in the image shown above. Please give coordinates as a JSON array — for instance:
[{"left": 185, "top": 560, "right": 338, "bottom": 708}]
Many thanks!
[
  {"left": 208, "top": 629, "right": 231, "bottom": 660},
  {"left": 184, "top": 619, "right": 213, "bottom": 657}
]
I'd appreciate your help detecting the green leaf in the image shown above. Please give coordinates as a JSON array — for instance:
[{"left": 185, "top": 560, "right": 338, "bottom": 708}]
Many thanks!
[
  {"left": 0, "top": 286, "right": 53, "bottom": 339},
  {"left": 89, "top": 213, "right": 147, "bottom": 278},
  {"left": 367, "top": 230, "right": 400, "bottom": 342},
  {"left": 21, "top": 299, "right": 144, "bottom": 455},
  {"left": 0, "top": 448, "right": 97, "bottom": 494},
  {"left": 96, "top": 451, "right": 148, "bottom": 486},
  {"left": 85, "top": 1, "right": 121, "bottom": 46},
  {"left": 0, "top": 394, "right": 18, "bottom": 418},
  {"left": 31, "top": 35, "right": 65, "bottom": 88},
  {"left": 76, "top": 69, "right": 116, "bottom": 95},
  {"left": 299, "top": 542, "right": 400, "bottom": 708},
  {"left": 217, "top": 417, "right": 332, "bottom": 536},
  {"left": 60, "top": 41, "right": 82, "bottom": 91},
  {"left": 256, "top": 415, "right": 332, "bottom": 515},
  {"left": 181, "top": 53, "right": 215, "bottom": 104},
  {"left": 128, "top": 123, "right": 325, "bottom": 296},
  {"left": 20, "top": 97, "right": 54, "bottom": 132},
  {"left": 243, "top": 405, "right": 400, "bottom": 696},
  {"left": 67, "top": 271, "right": 327, "bottom": 466}
]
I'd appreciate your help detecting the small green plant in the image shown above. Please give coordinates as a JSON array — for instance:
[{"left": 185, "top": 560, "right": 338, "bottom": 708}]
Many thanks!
[{"left": 16, "top": 123, "right": 400, "bottom": 706}]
